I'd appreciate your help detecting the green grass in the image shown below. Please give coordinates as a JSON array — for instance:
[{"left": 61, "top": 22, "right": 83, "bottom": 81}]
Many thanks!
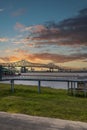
[{"left": 0, "top": 83, "right": 87, "bottom": 122}]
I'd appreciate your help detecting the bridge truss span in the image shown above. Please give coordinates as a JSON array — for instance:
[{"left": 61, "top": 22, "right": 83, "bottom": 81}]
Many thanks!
[{"left": 0, "top": 59, "right": 61, "bottom": 72}]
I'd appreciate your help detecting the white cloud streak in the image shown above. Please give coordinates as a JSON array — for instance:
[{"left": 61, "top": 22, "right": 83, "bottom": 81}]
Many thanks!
[{"left": 0, "top": 8, "right": 4, "bottom": 12}]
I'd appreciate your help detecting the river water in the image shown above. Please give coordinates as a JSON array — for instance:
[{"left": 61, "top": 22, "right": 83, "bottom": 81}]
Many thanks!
[
  {"left": 0, "top": 80, "right": 68, "bottom": 89},
  {"left": 0, "top": 72, "right": 87, "bottom": 89}
]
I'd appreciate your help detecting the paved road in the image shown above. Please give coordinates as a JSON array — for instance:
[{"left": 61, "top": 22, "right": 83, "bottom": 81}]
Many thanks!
[{"left": 0, "top": 112, "right": 87, "bottom": 130}]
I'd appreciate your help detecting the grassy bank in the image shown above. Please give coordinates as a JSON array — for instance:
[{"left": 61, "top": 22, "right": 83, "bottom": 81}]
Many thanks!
[{"left": 0, "top": 83, "right": 87, "bottom": 122}]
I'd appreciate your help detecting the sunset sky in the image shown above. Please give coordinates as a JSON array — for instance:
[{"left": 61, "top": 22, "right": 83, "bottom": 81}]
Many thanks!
[{"left": 0, "top": 0, "right": 87, "bottom": 68}]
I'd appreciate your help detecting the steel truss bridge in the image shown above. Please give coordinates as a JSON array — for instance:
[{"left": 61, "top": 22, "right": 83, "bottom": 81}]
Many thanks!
[{"left": 0, "top": 60, "right": 62, "bottom": 72}]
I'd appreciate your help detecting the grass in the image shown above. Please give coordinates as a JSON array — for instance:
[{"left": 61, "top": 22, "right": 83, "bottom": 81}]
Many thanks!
[{"left": 0, "top": 83, "right": 87, "bottom": 122}]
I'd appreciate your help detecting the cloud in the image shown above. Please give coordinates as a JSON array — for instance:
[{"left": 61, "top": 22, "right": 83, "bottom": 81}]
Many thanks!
[
  {"left": 2, "top": 48, "right": 87, "bottom": 63},
  {"left": 79, "top": 8, "right": 87, "bottom": 15},
  {"left": 0, "top": 38, "right": 9, "bottom": 42},
  {"left": 0, "top": 8, "right": 4, "bottom": 12},
  {"left": 83, "top": 59, "right": 87, "bottom": 62},
  {"left": 14, "top": 49, "right": 28, "bottom": 54},
  {"left": 21, "top": 24, "right": 47, "bottom": 33},
  {"left": 12, "top": 38, "right": 29, "bottom": 44},
  {"left": 14, "top": 22, "right": 25, "bottom": 30},
  {"left": 25, "top": 8, "right": 87, "bottom": 48},
  {"left": 0, "top": 56, "right": 20, "bottom": 63},
  {"left": 0, "top": 57, "right": 11, "bottom": 63},
  {"left": 1, "top": 8, "right": 87, "bottom": 67},
  {"left": 0, "top": 46, "right": 87, "bottom": 65},
  {"left": 28, "top": 52, "right": 87, "bottom": 63},
  {"left": 4, "top": 49, "right": 11, "bottom": 53},
  {"left": 0, "top": 49, "right": 28, "bottom": 63},
  {"left": 12, "top": 8, "right": 26, "bottom": 16}
]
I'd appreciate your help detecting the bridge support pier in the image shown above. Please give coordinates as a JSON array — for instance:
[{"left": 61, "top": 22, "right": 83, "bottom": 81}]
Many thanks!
[
  {"left": 38, "top": 80, "right": 41, "bottom": 94},
  {"left": 10, "top": 80, "right": 14, "bottom": 93}
]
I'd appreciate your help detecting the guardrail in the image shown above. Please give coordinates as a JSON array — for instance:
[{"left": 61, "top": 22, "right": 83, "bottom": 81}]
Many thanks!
[{"left": 0, "top": 75, "right": 87, "bottom": 95}]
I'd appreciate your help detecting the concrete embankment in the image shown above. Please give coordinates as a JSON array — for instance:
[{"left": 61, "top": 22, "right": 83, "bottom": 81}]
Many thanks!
[{"left": 0, "top": 112, "right": 87, "bottom": 130}]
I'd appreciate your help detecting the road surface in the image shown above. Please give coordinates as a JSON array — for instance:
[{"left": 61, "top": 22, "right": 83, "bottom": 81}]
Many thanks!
[{"left": 0, "top": 112, "right": 87, "bottom": 130}]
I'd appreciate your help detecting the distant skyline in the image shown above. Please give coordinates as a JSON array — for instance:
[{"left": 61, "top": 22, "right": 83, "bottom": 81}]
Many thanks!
[{"left": 0, "top": 0, "right": 87, "bottom": 68}]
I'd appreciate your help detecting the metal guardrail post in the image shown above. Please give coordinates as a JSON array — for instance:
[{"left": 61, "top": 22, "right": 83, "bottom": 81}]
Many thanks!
[
  {"left": 10, "top": 80, "right": 14, "bottom": 93},
  {"left": 0, "top": 65, "right": 2, "bottom": 81},
  {"left": 38, "top": 80, "right": 41, "bottom": 93},
  {"left": 71, "top": 81, "right": 73, "bottom": 95},
  {"left": 67, "top": 81, "right": 69, "bottom": 94},
  {"left": 84, "top": 82, "right": 86, "bottom": 97},
  {"left": 73, "top": 82, "right": 76, "bottom": 96}
]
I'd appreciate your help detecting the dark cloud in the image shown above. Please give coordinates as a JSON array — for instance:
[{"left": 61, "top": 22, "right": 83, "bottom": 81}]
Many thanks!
[
  {"left": 58, "top": 8, "right": 87, "bottom": 45},
  {"left": 79, "top": 8, "right": 87, "bottom": 15},
  {"left": 0, "top": 51, "right": 87, "bottom": 64},
  {"left": 24, "top": 52, "right": 87, "bottom": 63},
  {"left": 26, "top": 8, "right": 87, "bottom": 47}
]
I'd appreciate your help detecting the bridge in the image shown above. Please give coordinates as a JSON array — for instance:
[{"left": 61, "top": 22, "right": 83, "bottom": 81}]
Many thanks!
[{"left": 0, "top": 59, "right": 62, "bottom": 72}]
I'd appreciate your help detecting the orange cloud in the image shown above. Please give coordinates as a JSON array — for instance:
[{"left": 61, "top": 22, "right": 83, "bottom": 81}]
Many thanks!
[
  {"left": 0, "top": 38, "right": 9, "bottom": 42},
  {"left": 4, "top": 49, "right": 11, "bottom": 53},
  {"left": 0, "top": 56, "right": 21, "bottom": 63},
  {"left": 3, "top": 49, "right": 87, "bottom": 64},
  {"left": 0, "top": 51, "right": 87, "bottom": 69}
]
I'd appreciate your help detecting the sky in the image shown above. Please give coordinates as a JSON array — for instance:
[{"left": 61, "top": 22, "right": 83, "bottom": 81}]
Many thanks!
[{"left": 0, "top": 0, "right": 87, "bottom": 69}]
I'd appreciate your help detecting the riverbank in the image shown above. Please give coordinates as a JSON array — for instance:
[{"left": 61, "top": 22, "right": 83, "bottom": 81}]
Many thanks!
[{"left": 0, "top": 83, "right": 87, "bottom": 122}]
